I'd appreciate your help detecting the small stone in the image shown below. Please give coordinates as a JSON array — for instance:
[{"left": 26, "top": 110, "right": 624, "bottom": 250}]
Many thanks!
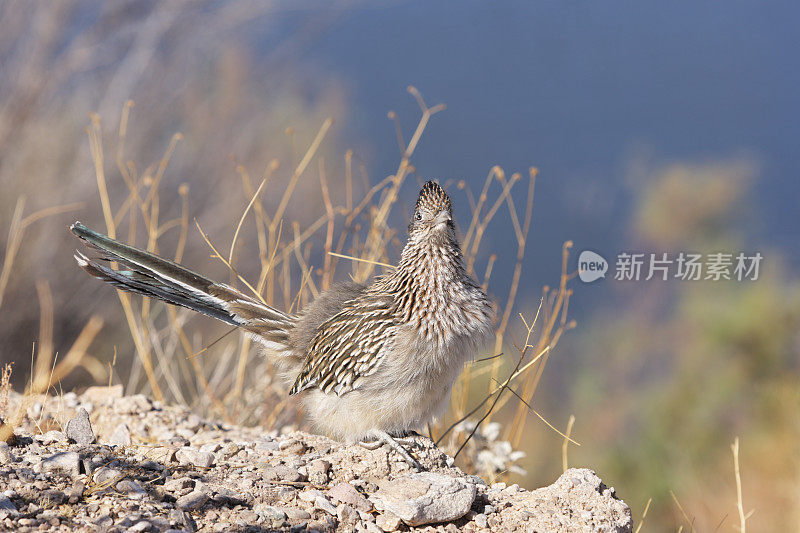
[
  {"left": 185, "top": 414, "right": 203, "bottom": 431},
  {"left": 337, "top": 504, "right": 359, "bottom": 526},
  {"left": 375, "top": 511, "right": 402, "bottom": 532},
  {"left": 164, "top": 477, "right": 194, "bottom": 493},
  {"left": 307, "top": 459, "right": 330, "bottom": 484},
  {"left": 314, "top": 495, "right": 338, "bottom": 515},
  {"left": 116, "top": 479, "right": 148, "bottom": 498},
  {"left": 40, "top": 451, "right": 81, "bottom": 477},
  {"left": 140, "top": 460, "right": 163, "bottom": 471},
  {"left": 109, "top": 423, "right": 131, "bottom": 446},
  {"left": 93, "top": 514, "right": 113, "bottom": 528},
  {"left": 369, "top": 472, "right": 476, "bottom": 526},
  {"left": 212, "top": 487, "right": 248, "bottom": 506},
  {"left": 0, "top": 442, "right": 13, "bottom": 464},
  {"left": 115, "top": 394, "right": 152, "bottom": 414},
  {"left": 62, "top": 392, "right": 79, "bottom": 407},
  {"left": 279, "top": 439, "right": 307, "bottom": 455},
  {"left": 483, "top": 504, "right": 495, "bottom": 515},
  {"left": 0, "top": 495, "right": 17, "bottom": 516},
  {"left": 200, "top": 442, "right": 220, "bottom": 454},
  {"left": 364, "top": 522, "right": 384, "bottom": 533},
  {"left": 253, "top": 504, "right": 287, "bottom": 521},
  {"left": 35, "top": 430, "right": 65, "bottom": 445},
  {"left": 129, "top": 520, "right": 152, "bottom": 532},
  {"left": 175, "top": 447, "right": 215, "bottom": 468},
  {"left": 176, "top": 490, "right": 209, "bottom": 510},
  {"left": 65, "top": 408, "right": 95, "bottom": 445},
  {"left": 219, "top": 442, "right": 243, "bottom": 459},
  {"left": 68, "top": 481, "right": 85, "bottom": 504},
  {"left": 149, "top": 447, "right": 176, "bottom": 463},
  {"left": 93, "top": 467, "right": 123, "bottom": 485},
  {"left": 299, "top": 489, "right": 324, "bottom": 503},
  {"left": 281, "top": 507, "right": 311, "bottom": 521},
  {"left": 329, "top": 482, "right": 372, "bottom": 512},
  {"left": 262, "top": 464, "right": 302, "bottom": 482},
  {"left": 41, "top": 489, "right": 66, "bottom": 505},
  {"left": 473, "top": 513, "right": 488, "bottom": 528}
]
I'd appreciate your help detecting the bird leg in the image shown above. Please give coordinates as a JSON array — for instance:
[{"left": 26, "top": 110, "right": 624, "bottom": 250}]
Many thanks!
[{"left": 359, "top": 430, "right": 422, "bottom": 470}]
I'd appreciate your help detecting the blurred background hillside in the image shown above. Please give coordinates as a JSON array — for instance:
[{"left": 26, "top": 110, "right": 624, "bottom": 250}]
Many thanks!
[{"left": 1, "top": 1, "right": 798, "bottom": 530}]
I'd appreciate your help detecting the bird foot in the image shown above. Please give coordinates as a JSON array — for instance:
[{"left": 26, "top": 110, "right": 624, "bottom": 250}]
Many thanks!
[{"left": 359, "top": 430, "right": 422, "bottom": 470}]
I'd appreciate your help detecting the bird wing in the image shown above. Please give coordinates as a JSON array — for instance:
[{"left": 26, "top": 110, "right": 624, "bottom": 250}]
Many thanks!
[{"left": 289, "top": 295, "right": 397, "bottom": 396}]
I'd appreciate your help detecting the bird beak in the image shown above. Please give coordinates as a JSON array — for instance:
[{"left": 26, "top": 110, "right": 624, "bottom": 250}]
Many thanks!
[{"left": 434, "top": 210, "right": 451, "bottom": 227}]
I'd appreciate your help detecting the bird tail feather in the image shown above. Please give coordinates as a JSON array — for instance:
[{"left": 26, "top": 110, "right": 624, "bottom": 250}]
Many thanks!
[{"left": 70, "top": 221, "right": 294, "bottom": 350}]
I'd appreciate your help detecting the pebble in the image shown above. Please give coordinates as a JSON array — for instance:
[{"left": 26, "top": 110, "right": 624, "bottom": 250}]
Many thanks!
[
  {"left": 473, "top": 513, "right": 488, "bottom": 528},
  {"left": 127, "top": 520, "right": 153, "bottom": 533},
  {"left": 0, "top": 442, "right": 13, "bottom": 464},
  {"left": 255, "top": 440, "right": 279, "bottom": 453},
  {"left": 329, "top": 482, "right": 372, "bottom": 512},
  {"left": 253, "top": 504, "right": 287, "bottom": 521},
  {"left": 279, "top": 439, "right": 307, "bottom": 455},
  {"left": 363, "top": 522, "right": 384, "bottom": 533},
  {"left": 176, "top": 490, "right": 209, "bottom": 510},
  {"left": 218, "top": 442, "right": 243, "bottom": 459},
  {"left": 40, "top": 451, "right": 81, "bottom": 477},
  {"left": 280, "top": 506, "right": 311, "bottom": 521},
  {"left": 0, "top": 495, "right": 17, "bottom": 515},
  {"left": 369, "top": 472, "right": 476, "bottom": 527},
  {"left": 93, "top": 467, "right": 123, "bottom": 485},
  {"left": 116, "top": 480, "right": 148, "bottom": 498},
  {"left": 115, "top": 394, "right": 152, "bottom": 414},
  {"left": 164, "top": 477, "right": 194, "bottom": 493},
  {"left": 109, "top": 423, "right": 131, "bottom": 446},
  {"left": 299, "top": 489, "right": 324, "bottom": 503},
  {"left": 337, "top": 504, "right": 359, "bottom": 525},
  {"left": 314, "top": 495, "right": 338, "bottom": 515},
  {"left": 65, "top": 408, "right": 95, "bottom": 445},
  {"left": 262, "top": 464, "right": 302, "bottom": 482},
  {"left": 175, "top": 447, "right": 215, "bottom": 468},
  {"left": 35, "top": 430, "right": 65, "bottom": 445},
  {"left": 375, "top": 511, "right": 402, "bottom": 532},
  {"left": 212, "top": 487, "right": 248, "bottom": 506},
  {"left": 41, "top": 489, "right": 66, "bottom": 504},
  {"left": 307, "top": 459, "right": 330, "bottom": 484},
  {"left": 200, "top": 442, "right": 220, "bottom": 454},
  {"left": 68, "top": 481, "right": 85, "bottom": 504},
  {"left": 149, "top": 446, "right": 176, "bottom": 463}
]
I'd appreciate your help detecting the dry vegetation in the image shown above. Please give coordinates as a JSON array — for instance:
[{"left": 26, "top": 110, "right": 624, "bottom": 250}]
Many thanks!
[{"left": 0, "top": 87, "right": 576, "bottom": 484}]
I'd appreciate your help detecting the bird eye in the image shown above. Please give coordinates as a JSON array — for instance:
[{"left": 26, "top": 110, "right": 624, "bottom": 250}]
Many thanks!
[{"left": 414, "top": 212, "right": 422, "bottom": 221}]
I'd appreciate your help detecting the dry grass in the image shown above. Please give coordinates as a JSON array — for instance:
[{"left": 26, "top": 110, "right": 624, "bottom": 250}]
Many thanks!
[{"left": 1, "top": 87, "right": 577, "bottom": 481}]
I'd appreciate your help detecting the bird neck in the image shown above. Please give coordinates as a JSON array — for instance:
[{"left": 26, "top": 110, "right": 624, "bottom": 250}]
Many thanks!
[{"left": 374, "top": 232, "right": 472, "bottom": 335}]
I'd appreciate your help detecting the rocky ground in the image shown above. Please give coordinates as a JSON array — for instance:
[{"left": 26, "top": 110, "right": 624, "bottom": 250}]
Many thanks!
[{"left": 0, "top": 387, "right": 631, "bottom": 532}]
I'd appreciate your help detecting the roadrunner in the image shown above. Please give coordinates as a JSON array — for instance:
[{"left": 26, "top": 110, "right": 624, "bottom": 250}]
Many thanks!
[{"left": 70, "top": 181, "right": 494, "bottom": 468}]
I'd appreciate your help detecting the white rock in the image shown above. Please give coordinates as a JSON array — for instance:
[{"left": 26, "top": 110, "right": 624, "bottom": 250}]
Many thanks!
[
  {"left": 369, "top": 472, "right": 476, "bottom": 526},
  {"left": 175, "top": 447, "right": 215, "bottom": 468}
]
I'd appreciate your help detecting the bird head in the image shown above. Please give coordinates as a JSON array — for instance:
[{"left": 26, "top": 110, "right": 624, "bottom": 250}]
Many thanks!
[{"left": 408, "top": 180, "right": 454, "bottom": 239}]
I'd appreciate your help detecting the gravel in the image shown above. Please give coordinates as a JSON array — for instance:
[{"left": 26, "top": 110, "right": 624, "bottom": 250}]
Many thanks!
[{"left": 0, "top": 388, "right": 631, "bottom": 531}]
